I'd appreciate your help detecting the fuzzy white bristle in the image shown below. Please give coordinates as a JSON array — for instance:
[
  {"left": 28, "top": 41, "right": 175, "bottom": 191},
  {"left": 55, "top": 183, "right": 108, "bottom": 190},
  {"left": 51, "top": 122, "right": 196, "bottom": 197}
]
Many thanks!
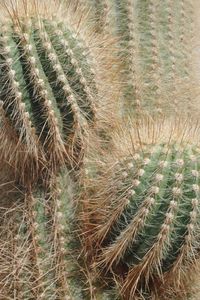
[
  {"left": 172, "top": 187, "right": 182, "bottom": 196},
  {"left": 122, "top": 171, "right": 128, "bottom": 178},
  {"left": 192, "top": 184, "right": 199, "bottom": 192},
  {"left": 151, "top": 186, "right": 159, "bottom": 194},
  {"left": 192, "top": 170, "right": 199, "bottom": 177},
  {"left": 138, "top": 169, "right": 145, "bottom": 176},
  {"left": 132, "top": 179, "right": 140, "bottom": 187},
  {"left": 174, "top": 173, "right": 184, "bottom": 182},
  {"left": 144, "top": 158, "right": 151, "bottom": 165},
  {"left": 155, "top": 174, "right": 164, "bottom": 182},
  {"left": 175, "top": 159, "right": 184, "bottom": 166}
]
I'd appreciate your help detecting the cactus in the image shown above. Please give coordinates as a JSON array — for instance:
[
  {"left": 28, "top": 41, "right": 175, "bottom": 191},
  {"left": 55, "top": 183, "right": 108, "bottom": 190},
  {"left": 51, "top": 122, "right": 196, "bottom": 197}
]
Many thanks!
[
  {"left": 1, "top": 0, "right": 200, "bottom": 300},
  {"left": 0, "top": 0, "right": 118, "bottom": 184},
  {"left": 0, "top": 1, "right": 120, "bottom": 299},
  {"left": 81, "top": 119, "right": 200, "bottom": 300},
  {"left": 0, "top": 18, "right": 94, "bottom": 179},
  {"left": 82, "top": 0, "right": 198, "bottom": 116},
  {"left": 0, "top": 163, "right": 121, "bottom": 299},
  {"left": 0, "top": 167, "right": 86, "bottom": 299},
  {"left": 83, "top": 0, "right": 110, "bottom": 32}
]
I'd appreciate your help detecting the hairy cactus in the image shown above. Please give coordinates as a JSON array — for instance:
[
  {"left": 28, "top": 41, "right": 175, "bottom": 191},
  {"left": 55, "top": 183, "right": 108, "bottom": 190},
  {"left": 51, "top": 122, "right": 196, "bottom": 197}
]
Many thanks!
[
  {"left": 0, "top": 163, "right": 121, "bottom": 299},
  {"left": 0, "top": 0, "right": 118, "bottom": 184},
  {"left": 0, "top": 19, "right": 94, "bottom": 179},
  {"left": 82, "top": 0, "right": 110, "bottom": 31},
  {"left": 82, "top": 0, "right": 198, "bottom": 116},
  {"left": 0, "top": 1, "right": 120, "bottom": 299},
  {"left": 0, "top": 168, "right": 85, "bottom": 299},
  {"left": 82, "top": 119, "right": 200, "bottom": 300},
  {"left": 1, "top": 1, "right": 200, "bottom": 300}
]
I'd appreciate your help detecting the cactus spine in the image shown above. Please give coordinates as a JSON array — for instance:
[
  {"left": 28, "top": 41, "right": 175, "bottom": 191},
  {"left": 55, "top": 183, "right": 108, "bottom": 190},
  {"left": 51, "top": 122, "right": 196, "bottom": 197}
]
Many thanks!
[
  {"left": 1, "top": 0, "right": 200, "bottom": 300},
  {"left": 0, "top": 166, "right": 121, "bottom": 299}
]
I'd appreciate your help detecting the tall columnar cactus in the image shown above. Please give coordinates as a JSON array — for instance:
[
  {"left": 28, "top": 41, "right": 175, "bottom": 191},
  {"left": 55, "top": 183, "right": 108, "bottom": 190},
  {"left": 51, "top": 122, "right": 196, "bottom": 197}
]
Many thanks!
[
  {"left": 81, "top": 119, "right": 200, "bottom": 300},
  {"left": 0, "top": 0, "right": 118, "bottom": 185},
  {"left": 82, "top": 0, "right": 198, "bottom": 116}
]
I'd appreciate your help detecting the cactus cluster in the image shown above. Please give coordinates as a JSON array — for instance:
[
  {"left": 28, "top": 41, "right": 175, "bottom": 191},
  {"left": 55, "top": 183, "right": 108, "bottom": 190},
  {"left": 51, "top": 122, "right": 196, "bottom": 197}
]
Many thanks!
[
  {"left": 0, "top": 0, "right": 119, "bottom": 299},
  {"left": 0, "top": 0, "right": 200, "bottom": 300}
]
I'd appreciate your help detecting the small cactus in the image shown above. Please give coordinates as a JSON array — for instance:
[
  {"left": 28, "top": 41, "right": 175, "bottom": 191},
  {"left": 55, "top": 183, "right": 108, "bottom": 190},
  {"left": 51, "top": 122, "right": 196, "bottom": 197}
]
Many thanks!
[{"left": 82, "top": 119, "right": 200, "bottom": 299}]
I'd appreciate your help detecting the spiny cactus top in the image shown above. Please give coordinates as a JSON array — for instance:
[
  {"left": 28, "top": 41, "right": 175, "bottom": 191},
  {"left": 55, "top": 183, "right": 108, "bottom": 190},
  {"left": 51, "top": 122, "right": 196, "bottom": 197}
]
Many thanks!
[
  {"left": 0, "top": 1, "right": 118, "bottom": 183},
  {"left": 82, "top": 119, "right": 200, "bottom": 300}
]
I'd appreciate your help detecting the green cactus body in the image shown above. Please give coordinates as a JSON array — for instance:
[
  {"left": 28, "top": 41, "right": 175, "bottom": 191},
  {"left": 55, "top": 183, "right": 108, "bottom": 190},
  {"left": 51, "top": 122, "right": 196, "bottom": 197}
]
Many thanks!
[
  {"left": 16, "top": 219, "right": 33, "bottom": 300},
  {"left": 8, "top": 170, "right": 85, "bottom": 300},
  {"left": 0, "top": 195, "right": 34, "bottom": 299},
  {"left": 50, "top": 170, "right": 120, "bottom": 300},
  {"left": 0, "top": 29, "right": 38, "bottom": 153},
  {"left": 0, "top": 1, "right": 121, "bottom": 299},
  {"left": 47, "top": 170, "right": 120, "bottom": 300},
  {"left": 86, "top": 143, "right": 200, "bottom": 299},
  {"left": 0, "top": 170, "right": 123, "bottom": 300},
  {"left": 46, "top": 170, "right": 85, "bottom": 299},
  {"left": 24, "top": 190, "right": 57, "bottom": 299},
  {"left": 0, "top": 15, "right": 99, "bottom": 182}
]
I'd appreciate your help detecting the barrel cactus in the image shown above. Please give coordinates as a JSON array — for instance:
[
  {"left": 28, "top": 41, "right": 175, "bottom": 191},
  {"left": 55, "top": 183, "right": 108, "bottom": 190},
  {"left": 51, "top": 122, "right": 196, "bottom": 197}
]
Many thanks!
[
  {"left": 82, "top": 119, "right": 200, "bottom": 299},
  {"left": 1, "top": 0, "right": 200, "bottom": 300},
  {"left": 0, "top": 0, "right": 118, "bottom": 185}
]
